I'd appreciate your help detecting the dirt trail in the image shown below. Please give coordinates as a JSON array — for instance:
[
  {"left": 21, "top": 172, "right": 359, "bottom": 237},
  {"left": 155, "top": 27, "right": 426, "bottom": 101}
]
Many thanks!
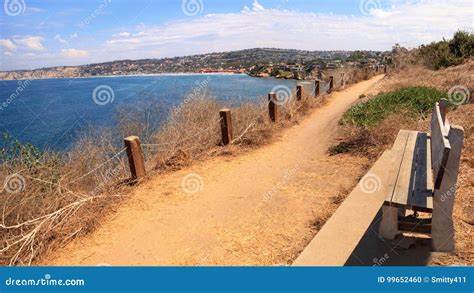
[{"left": 43, "top": 75, "right": 384, "bottom": 266}]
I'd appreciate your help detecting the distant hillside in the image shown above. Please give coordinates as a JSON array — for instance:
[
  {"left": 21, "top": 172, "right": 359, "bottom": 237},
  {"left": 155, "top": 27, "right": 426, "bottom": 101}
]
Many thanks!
[{"left": 0, "top": 48, "right": 386, "bottom": 80}]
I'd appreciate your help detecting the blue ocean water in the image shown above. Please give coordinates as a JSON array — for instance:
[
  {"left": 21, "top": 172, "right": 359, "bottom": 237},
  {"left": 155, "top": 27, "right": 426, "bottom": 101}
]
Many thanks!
[{"left": 0, "top": 74, "right": 296, "bottom": 151}]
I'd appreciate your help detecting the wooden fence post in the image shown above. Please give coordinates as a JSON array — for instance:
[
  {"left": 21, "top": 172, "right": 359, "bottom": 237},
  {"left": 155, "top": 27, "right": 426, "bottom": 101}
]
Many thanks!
[
  {"left": 341, "top": 72, "right": 345, "bottom": 88},
  {"left": 124, "top": 136, "right": 146, "bottom": 181},
  {"left": 268, "top": 92, "right": 277, "bottom": 122},
  {"left": 314, "top": 80, "right": 320, "bottom": 97},
  {"left": 296, "top": 85, "right": 303, "bottom": 101},
  {"left": 384, "top": 65, "right": 387, "bottom": 74},
  {"left": 219, "top": 109, "right": 233, "bottom": 145},
  {"left": 328, "top": 76, "right": 334, "bottom": 93}
]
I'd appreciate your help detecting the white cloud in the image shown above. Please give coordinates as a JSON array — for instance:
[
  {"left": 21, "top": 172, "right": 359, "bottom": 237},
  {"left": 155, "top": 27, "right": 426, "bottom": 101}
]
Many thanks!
[
  {"left": 114, "top": 32, "right": 131, "bottom": 37},
  {"left": 54, "top": 34, "right": 68, "bottom": 44},
  {"left": 0, "top": 39, "right": 17, "bottom": 51},
  {"left": 242, "top": 0, "right": 265, "bottom": 13},
  {"left": 252, "top": 0, "right": 265, "bottom": 12},
  {"left": 2, "top": 0, "right": 472, "bottom": 70},
  {"left": 24, "top": 52, "right": 53, "bottom": 58},
  {"left": 14, "top": 36, "right": 46, "bottom": 51},
  {"left": 103, "top": 0, "right": 472, "bottom": 57},
  {"left": 370, "top": 8, "right": 399, "bottom": 18},
  {"left": 70, "top": 33, "right": 78, "bottom": 39},
  {"left": 60, "top": 48, "right": 89, "bottom": 58},
  {"left": 107, "top": 38, "right": 141, "bottom": 44},
  {"left": 4, "top": 51, "right": 13, "bottom": 56}
]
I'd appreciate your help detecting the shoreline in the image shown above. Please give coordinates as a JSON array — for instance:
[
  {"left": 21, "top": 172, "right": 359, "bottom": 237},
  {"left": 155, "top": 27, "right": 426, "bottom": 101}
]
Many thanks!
[
  {"left": 0, "top": 72, "right": 253, "bottom": 82},
  {"left": 0, "top": 69, "right": 316, "bottom": 82}
]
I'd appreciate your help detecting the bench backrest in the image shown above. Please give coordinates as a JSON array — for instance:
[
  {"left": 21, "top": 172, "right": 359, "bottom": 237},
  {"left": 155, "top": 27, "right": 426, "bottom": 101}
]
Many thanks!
[{"left": 430, "top": 101, "right": 451, "bottom": 190}]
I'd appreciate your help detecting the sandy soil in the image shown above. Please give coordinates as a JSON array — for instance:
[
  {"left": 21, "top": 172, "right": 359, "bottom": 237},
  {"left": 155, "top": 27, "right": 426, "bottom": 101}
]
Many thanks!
[{"left": 41, "top": 75, "right": 384, "bottom": 266}]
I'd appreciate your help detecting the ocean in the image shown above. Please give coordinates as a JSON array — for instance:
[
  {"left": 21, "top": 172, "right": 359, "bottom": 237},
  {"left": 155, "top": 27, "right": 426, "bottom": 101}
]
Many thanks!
[{"left": 0, "top": 74, "right": 296, "bottom": 151}]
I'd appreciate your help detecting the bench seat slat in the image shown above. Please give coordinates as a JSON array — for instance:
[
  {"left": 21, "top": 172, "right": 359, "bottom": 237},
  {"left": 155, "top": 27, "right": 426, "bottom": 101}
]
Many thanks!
[
  {"left": 426, "top": 135, "right": 434, "bottom": 192},
  {"left": 431, "top": 103, "right": 451, "bottom": 189},
  {"left": 391, "top": 130, "right": 419, "bottom": 207},
  {"left": 410, "top": 133, "right": 433, "bottom": 212},
  {"left": 384, "top": 130, "right": 411, "bottom": 203},
  {"left": 384, "top": 131, "right": 434, "bottom": 212}
]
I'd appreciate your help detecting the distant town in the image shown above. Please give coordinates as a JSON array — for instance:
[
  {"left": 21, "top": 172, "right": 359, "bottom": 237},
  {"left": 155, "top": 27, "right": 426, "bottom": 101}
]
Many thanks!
[{"left": 0, "top": 48, "right": 391, "bottom": 81}]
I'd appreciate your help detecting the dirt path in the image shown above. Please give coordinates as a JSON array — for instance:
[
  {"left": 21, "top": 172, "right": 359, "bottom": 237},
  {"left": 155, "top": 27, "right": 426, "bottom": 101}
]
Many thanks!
[{"left": 43, "top": 75, "right": 384, "bottom": 266}]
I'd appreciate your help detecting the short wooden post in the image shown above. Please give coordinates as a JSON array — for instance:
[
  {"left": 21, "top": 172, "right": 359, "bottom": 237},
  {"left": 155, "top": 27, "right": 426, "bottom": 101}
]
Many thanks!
[
  {"left": 124, "top": 136, "right": 146, "bottom": 181},
  {"left": 328, "top": 76, "right": 334, "bottom": 93},
  {"left": 268, "top": 92, "right": 278, "bottom": 122},
  {"left": 296, "top": 85, "right": 303, "bottom": 101},
  {"left": 219, "top": 109, "right": 233, "bottom": 145},
  {"left": 340, "top": 72, "right": 345, "bottom": 88},
  {"left": 314, "top": 80, "right": 320, "bottom": 97},
  {"left": 384, "top": 65, "right": 387, "bottom": 74}
]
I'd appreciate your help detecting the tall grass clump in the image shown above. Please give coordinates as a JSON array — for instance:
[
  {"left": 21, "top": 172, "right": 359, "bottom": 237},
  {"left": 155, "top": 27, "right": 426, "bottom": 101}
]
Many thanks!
[
  {"left": 0, "top": 130, "right": 130, "bottom": 266},
  {"left": 342, "top": 86, "right": 447, "bottom": 128}
]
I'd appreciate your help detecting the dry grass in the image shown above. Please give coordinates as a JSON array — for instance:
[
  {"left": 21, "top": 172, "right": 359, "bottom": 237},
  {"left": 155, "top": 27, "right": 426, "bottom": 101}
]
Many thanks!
[
  {"left": 371, "top": 59, "right": 474, "bottom": 95},
  {"left": 0, "top": 67, "right": 375, "bottom": 266},
  {"left": 0, "top": 128, "right": 131, "bottom": 266}
]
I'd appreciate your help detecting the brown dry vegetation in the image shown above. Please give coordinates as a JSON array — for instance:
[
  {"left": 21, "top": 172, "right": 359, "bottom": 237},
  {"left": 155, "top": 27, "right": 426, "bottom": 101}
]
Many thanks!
[
  {"left": 331, "top": 59, "right": 473, "bottom": 265},
  {"left": 372, "top": 60, "right": 474, "bottom": 94},
  {"left": 0, "top": 68, "right": 377, "bottom": 266}
]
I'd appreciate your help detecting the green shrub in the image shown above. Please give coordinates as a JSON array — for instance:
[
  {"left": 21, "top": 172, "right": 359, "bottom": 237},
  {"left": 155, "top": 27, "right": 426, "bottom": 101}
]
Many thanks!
[
  {"left": 342, "top": 87, "right": 447, "bottom": 128},
  {"left": 419, "top": 31, "right": 474, "bottom": 69},
  {"left": 0, "top": 133, "right": 43, "bottom": 169}
]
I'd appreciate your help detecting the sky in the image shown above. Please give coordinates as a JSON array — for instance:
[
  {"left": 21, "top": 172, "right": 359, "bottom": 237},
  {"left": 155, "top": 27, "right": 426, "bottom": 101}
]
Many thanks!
[{"left": 0, "top": 0, "right": 472, "bottom": 71}]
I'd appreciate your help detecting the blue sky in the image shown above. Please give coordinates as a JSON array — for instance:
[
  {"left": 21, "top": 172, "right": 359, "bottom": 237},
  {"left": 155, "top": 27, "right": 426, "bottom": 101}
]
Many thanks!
[{"left": 0, "top": 0, "right": 472, "bottom": 71}]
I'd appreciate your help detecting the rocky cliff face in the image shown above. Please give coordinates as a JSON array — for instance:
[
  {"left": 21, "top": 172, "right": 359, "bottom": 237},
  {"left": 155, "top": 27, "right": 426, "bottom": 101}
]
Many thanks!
[{"left": 0, "top": 67, "right": 82, "bottom": 80}]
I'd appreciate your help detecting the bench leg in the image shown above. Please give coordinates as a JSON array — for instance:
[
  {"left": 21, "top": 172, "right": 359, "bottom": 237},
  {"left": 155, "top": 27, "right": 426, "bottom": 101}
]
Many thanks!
[
  {"left": 379, "top": 205, "right": 400, "bottom": 240},
  {"left": 431, "top": 194, "right": 454, "bottom": 252}
]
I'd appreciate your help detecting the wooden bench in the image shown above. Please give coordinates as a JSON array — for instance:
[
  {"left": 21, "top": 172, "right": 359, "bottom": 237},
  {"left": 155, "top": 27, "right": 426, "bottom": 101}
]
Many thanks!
[
  {"left": 379, "top": 101, "right": 465, "bottom": 252},
  {"left": 293, "top": 101, "right": 464, "bottom": 266}
]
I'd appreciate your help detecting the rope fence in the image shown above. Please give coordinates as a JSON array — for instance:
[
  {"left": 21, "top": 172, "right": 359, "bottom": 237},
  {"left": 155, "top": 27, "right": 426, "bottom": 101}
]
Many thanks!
[{"left": 6, "top": 67, "right": 383, "bottom": 196}]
